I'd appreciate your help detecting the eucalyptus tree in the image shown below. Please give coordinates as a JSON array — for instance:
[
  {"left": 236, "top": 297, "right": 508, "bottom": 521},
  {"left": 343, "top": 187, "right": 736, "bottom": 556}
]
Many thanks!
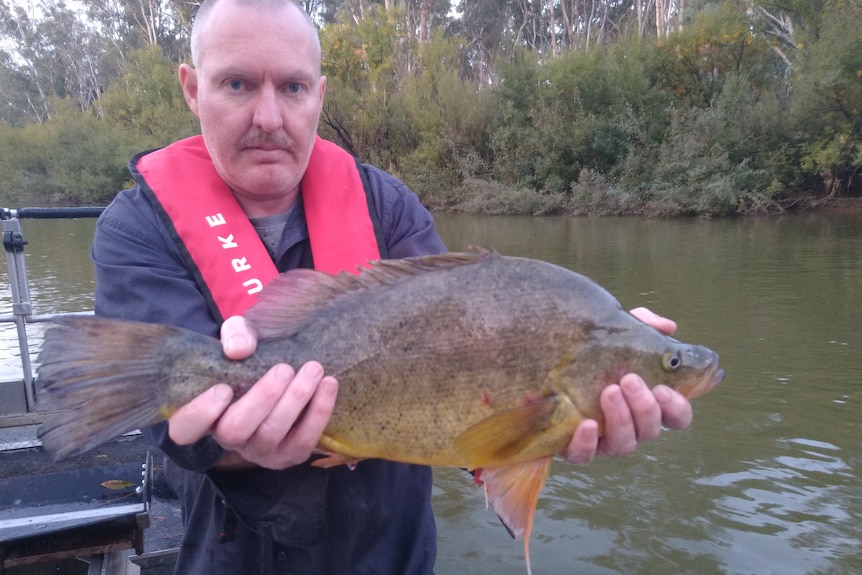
[
  {"left": 448, "top": 0, "right": 510, "bottom": 84},
  {"left": 314, "top": 0, "right": 449, "bottom": 36},
  {"left": 0, "top": 0, "right": 105, "bottom": 121},
  {"left": 85, "top": 0, "right": 194, "bottom": 62},
  {"left": 0, "top": 48, "right": 44, "bottom": 125},
  {"left": 790, "top": 0, "right": 862, "bottom": 197}
]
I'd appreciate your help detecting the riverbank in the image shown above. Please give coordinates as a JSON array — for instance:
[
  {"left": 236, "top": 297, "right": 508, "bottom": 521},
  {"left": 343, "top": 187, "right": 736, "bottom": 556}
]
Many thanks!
[
  {"left": 4, "top": 183, "right": 860, "bottom": 219},
  {"left": 424, "top": 178, "right": 862, "bottom": 217},
  {"left": 814, "top": 196, "right": 862, "bottom": 214}
]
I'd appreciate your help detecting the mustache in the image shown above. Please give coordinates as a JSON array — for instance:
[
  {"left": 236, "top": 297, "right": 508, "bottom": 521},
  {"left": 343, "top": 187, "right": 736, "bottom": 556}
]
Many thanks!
[{"left": 240, "top": 132, "right": 294, "bottom": 150}]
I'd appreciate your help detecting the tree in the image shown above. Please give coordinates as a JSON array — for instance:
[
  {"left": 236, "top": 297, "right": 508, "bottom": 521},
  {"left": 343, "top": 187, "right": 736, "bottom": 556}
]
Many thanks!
[
  {"left": 0, "top": 1, "right": 108, "bottom": 121},
  {"left": 396, "top": 32, "right": 494, "bottom": 194},
  {"left": 318, "top": 5, "right": 404, "bottom": 161},
  {"left": 0, "top": 48, "right": 43, "bottom": 126},
  {"left": 86, "top": 0, "right": 195, "bottom": 61},
  {"left": 791, "top": 0, "right": 862, "bottom": 196},
  {"left": 99, "top": 46, "right": 198, "bottom": 144},
  {"left": 654, "top": 1, "right": 775, "bottom": 107}
]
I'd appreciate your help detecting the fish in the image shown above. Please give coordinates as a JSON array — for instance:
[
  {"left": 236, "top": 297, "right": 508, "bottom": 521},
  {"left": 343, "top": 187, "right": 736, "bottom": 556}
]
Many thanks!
[{"left": 35, "top": 248, "right": 723, "bottom": 574}]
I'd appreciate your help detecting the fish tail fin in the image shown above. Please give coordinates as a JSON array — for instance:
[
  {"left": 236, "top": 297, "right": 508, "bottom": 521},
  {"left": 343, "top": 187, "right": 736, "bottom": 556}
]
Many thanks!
[
  {"left": 478, "top": 456, "right": 553, "bottom": 575},
  {"left": 35, "top": 316, "right": 199, "bottom": 460}
]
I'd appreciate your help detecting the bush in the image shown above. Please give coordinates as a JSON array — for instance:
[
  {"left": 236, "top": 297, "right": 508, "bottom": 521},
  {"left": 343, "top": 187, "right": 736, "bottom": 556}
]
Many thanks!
[
  {"left": 569, "top": 169, "right": 642, "bottom": 215},
  {"left": 451, "top": 178, "right": 567, "bottom": 215},
  {"left": 635, "top": 74, "right": 796, "bottom": 215},
  {"left": 0, "top": 101, "right": 142, "bottom": 205}
]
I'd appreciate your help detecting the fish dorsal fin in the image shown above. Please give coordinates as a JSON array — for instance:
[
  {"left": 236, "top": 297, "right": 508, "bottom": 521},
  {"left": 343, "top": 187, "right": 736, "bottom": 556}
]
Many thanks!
[
  {"left": 244, "top": 248, "right": 497, "bottom": 339},
  {"left": 454, "top": 395, "right": 562, "bottom": 470}
]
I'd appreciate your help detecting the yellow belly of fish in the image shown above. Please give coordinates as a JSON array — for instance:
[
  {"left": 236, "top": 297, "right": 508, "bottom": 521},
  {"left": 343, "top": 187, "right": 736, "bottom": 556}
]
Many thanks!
[{"left": 313, "top": 391, "right": 585, "bottom": 471}]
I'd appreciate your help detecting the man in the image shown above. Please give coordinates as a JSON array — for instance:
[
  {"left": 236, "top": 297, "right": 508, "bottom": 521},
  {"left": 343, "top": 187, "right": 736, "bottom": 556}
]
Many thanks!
[{"left": 91, "top": 0, "right": 692, "bottom": 573}]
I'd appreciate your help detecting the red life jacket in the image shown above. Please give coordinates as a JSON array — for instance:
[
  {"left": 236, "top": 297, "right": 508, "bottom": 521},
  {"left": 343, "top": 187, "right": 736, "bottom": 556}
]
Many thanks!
[{"left": 132, "top": 135, "right": 383, "bottom": 321}]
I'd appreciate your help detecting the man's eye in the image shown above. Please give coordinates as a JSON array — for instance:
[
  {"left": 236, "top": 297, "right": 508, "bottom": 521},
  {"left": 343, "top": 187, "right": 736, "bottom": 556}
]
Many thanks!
[
  {"left": 287, "top": 83, "right": 302, "bottom": 94},
  {"left": 228, "top": 80, "right": 244, "bottom": 90}
]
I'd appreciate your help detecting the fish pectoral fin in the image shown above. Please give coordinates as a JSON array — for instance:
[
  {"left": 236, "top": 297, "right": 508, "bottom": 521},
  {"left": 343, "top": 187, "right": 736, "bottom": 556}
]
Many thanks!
[
  {"left": 480, "top": 457, "right": 553, "bottom": 575},
  {"left": 454, "top": 396, "right": 562, "bottom": 469}
]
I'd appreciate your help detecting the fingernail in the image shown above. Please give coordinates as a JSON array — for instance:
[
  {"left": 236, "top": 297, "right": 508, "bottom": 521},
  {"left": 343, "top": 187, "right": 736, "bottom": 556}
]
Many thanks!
[
  {"left": 621, "top": 376, "right": 644, "bottom": 395},
  {"left": 653, "top": 385, "right": 672, "bottom": 404},
  {"left": 224, "top": 334, "right": 247, "bottom": 355},
  {"left": 300, "top": 361, "right": 324, "bottom": 378},
  {"left": 273, "top": 363, "right": 295, "bottom": 381},
  {"left": 322, "top": 377, "right": 338, "bottom": 395},
  {"left": 608, "top": 385, "right": 625, "bottom": 405},
  {"left": 212, "top": 384, "right": 233, "bottom": 403}
]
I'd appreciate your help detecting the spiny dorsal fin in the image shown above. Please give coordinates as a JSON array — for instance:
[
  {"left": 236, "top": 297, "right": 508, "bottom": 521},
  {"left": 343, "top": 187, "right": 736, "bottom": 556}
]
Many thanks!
[{"left": 244, "top": 247, "right": 497, "bottom": 340}]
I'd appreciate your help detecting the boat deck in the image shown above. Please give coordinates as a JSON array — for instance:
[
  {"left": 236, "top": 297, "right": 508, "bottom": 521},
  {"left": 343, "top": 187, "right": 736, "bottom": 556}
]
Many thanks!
[{"left": 0, "top": 426, "right": 181, "bottom": 574}]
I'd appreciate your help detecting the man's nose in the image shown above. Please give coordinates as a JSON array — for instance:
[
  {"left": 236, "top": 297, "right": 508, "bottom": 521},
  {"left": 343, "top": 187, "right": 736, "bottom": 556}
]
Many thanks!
[{"left": 252, "top": 85, "right": 284, "bottom": 132}]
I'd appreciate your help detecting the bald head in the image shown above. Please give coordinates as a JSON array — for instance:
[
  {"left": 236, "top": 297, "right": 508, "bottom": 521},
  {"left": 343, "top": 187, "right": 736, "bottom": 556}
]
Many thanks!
[
  {"left": 178, "top": 0, "right": 327, "bottom": 216},
  {"left": 190, "top": 0, "right": 321, "bottom": 69}
]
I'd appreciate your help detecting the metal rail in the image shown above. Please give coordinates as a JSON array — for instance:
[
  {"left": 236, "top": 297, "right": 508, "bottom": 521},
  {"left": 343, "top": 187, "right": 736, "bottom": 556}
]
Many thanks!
[{"left": 0, "top": 207, "right": 105, "bottom": 416}]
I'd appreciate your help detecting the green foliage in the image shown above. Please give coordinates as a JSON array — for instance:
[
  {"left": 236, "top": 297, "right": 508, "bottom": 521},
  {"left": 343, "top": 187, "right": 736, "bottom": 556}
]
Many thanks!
[
  {"left": 790, "top": 0, "right": 862, "bottom": 196},
  {"left": 0, "top": 48, "right": 198, "bottom": 207},
  {"left": 654, "top": 0, "right": 776, "bottom": 107},
  {"left": 99, "top": 46, "right": 199, "bottom": 145},
  {"left": 633, "top": 75, "right": 800, "bottom": 215},
  {"left": 1, "top": 0, "right": 860, "bottom": 213},
  {"left": 0, "top": 98, "right": 142, "bottom": 205},
  {"left": 491, "top": 42, "right": 664, "bottom": 196},
  {"left": 395, "top": 33, "right": 494, "bottom": 199},
  {"left": 318, "top": 6, "right": 402, "bottom": 164},
  {"left": 319, "top": 11, "right": 492, "bottom": 202},
  {"left": 450, "top": 178, "right": 568, "bottom": 215}
]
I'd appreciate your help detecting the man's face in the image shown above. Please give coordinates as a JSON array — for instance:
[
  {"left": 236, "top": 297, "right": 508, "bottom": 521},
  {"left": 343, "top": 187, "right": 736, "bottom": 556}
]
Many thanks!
[{"left": 180, "top": 2, "right": 326, "bottom": 216}]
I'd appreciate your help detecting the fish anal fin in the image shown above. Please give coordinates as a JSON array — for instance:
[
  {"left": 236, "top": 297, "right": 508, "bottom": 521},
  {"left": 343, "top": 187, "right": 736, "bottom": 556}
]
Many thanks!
[
  {"left": 244, "top": 248, "right": 497, "bottom": 339},
  {"left": 310, "top": 451, "right": 364, "bottom": 469},
  {"left": 311, "top": 435, "right": 368, "bottom": 468},
  {"left": 454, "top": 395, "right": 571, "bottom": 470},
  {"left": 480, "top": 457, "right": 553, "bottom": 575}
]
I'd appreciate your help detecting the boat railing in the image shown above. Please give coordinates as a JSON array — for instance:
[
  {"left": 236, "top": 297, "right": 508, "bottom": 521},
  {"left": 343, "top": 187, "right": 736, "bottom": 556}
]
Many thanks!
[
  {"left": 0, "top": 207, "right": 177, "bottom": 575},
  {"left": 0, "top": 207, "right": 105, "bottom": 426}
]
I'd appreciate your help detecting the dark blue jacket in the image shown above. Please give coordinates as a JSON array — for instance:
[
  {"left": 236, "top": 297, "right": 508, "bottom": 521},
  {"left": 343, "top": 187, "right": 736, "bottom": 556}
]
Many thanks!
[{"left": 92, "top": 154, "right": 447, "bottom": 574}]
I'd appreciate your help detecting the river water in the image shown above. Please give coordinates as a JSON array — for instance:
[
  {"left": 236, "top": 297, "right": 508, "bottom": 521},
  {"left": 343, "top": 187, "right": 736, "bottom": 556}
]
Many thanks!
[{"left": 1, "top": 213, "right": 860, "bottom": 575}]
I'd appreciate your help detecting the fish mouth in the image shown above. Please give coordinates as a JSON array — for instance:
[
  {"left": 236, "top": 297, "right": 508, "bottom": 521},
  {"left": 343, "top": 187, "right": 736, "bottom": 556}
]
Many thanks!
[{"left": 678, "top": 364, "right": 724, "bottom": 399}]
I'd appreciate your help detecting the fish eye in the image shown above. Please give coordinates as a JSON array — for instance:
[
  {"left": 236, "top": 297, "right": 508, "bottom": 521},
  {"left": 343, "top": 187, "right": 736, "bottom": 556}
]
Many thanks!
[{"left": 662, "top": 351, "right": 682, "bottom": 371}]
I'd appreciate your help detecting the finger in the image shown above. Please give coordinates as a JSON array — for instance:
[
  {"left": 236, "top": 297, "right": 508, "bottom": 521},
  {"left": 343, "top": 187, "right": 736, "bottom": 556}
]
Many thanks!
[
  {"left": 595, "top": 384, "right": 637, "bottom": 456},
  {"left": 560, "top": 419, "right": 599, "bottom": 465},
  {"left": 168, "top": 383, "right": 234, "bottom": 445},
  {"left": 619, "top": 374, "right": 662, "bottom": 442},
  {"left": 212, "top": 363, "right": 294, "bottom": 449},
  {"left": 221, "top": 315, "right": 258, "bottom": 359},
  {"left": 653, "top": 384, "right": 693, "bottom": 430},
  {"left": 253, "top": 361, "right": 330, "bottom": 449},
  {"left": 629, "top": 307, "right": 677, "bottom": 336},
  {"left": 272, "top": 374, "right": 338, "bottom": 465}
]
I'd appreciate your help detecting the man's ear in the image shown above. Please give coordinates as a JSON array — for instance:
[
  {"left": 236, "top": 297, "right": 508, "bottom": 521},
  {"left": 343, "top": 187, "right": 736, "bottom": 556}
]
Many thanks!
[{"left": 179, "top": 63, "right": 201, "bottom": 117}]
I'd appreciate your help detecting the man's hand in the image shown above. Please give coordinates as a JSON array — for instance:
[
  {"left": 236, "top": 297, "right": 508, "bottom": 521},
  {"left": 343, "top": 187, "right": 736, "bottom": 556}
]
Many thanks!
[
  {"left": 560, "top": 307, "right": 693, "bottom": 464},
  {"left": 167, "top": 315, "right": 338, "bottom": 470}
]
